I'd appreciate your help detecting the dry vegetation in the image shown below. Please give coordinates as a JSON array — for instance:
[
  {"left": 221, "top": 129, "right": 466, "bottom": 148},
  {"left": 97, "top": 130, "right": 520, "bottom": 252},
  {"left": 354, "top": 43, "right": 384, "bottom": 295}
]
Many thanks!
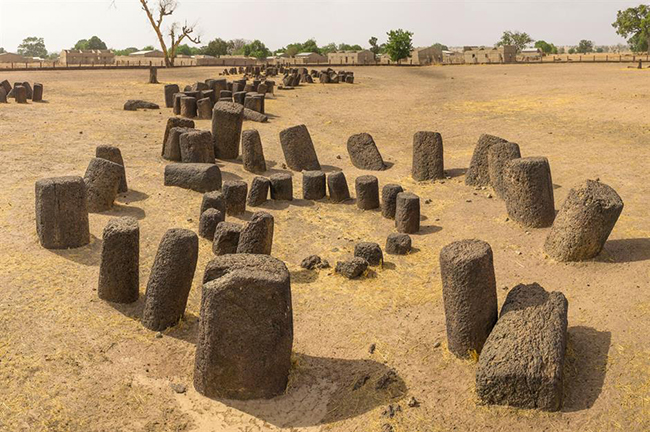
[{"left": 0, "top": 63, "right": 649, "bottom": 431}]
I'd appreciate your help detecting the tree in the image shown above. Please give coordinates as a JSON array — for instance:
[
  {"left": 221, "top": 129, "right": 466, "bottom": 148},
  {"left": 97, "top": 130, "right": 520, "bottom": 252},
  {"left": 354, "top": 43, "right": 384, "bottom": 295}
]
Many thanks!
[
  {"left": 113, "top": 47, "right": 139, "bottom": 56},
  {"left": 338, "top": 43, "right": 363, "bottom": 51},
  {"left": 369, "top": 37, "right": 381, "bottom": 55},
  {"left": 431, "top": 42, "right": 448, "bottom": 51},
  {"left": 384, "top": 29, "right": 413, "bottom": 62},
  {"left": 576, "top": 39, "right": 594, "bottom": 54},
  {"left": 612, "top": 5, "right": 650, "bottom": 53},
  {"left": 242, "top": 40, "right": 271, "bottom": 59},
  {"left": 202, "top": 38, "right": 229, "bottom": 57},
  {"left": 228, "top": 39, "right": 247, "bottom": 55},
  {"left": 534, "top": 40, "right": 558, "bottom": 54},
  {"left": 320, "top": 42, "right": 338, "bottom": 55},
  {"left": 74, "top": 36, "right": 108, "bottom": 50},
  {"left": 568, "top": 47, "right": 576, "bottom": 54},
  {"left": 142, "top": 45, "right": 155, "bottom": 51},
  {"left": 138, "top": 0, "right": 200, "bottom": 67},
  {"left": 496, "top": 30, "right": 534, "bottom": 53},
  {"left": 301, "top": 39, "right": 321, "bottom": 54},
  {"left": 17, "top": 37, "right": 48, "bottom": 58},
  {"left": 0, "top": 47, "right": 5, "bottom": 54}
]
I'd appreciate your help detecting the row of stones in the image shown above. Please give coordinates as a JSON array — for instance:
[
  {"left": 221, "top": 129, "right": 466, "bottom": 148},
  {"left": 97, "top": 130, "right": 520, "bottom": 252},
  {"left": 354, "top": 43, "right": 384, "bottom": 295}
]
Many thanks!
[{"left": 0, "top": 79, "right": 44, "bottom": 103}]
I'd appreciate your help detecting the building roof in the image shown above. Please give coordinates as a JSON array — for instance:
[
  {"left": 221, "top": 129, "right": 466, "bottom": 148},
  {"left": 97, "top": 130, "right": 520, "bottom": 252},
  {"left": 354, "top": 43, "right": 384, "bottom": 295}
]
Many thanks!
[
  {"left": 296, "top": 52, "right": 320, "bottom": 57},
  {"left": 129, "top": 49, "right": 163, "bottom": 56},
  {"left": 62, "top": 49, "right": 113, "bottom": 54}
]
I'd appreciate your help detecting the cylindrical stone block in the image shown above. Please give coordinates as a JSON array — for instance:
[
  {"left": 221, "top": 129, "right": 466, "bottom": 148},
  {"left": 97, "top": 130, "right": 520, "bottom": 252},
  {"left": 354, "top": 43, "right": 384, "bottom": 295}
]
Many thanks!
[
  {"left": 544, "top": 180, "right": 624, "bottom": 262},
  {"left": 35, "top": 176, "right": 90, "bottom": 249},
  {"left": 439, "top": 239, "right": 498, "bottom": 358},
  {"left": 0, "top": 88, "right": 7, "bottom": 104},
  {"left": 164, "top": 84, "right": 180, "bottom": 108},
  {"left": 270, "top": 173, "right": 293, "bottom": 201},
  {"left": 32, "top": 83, "right": 43, "bottom": 102},
  {"left": 197, "top": 97, "right": 213, "bottom": 119},
  {"left": 95, "top": 145, "right": 127, "bottom": 193},
  {"left": 200, "top": 191, "right": 226, "bottom": 220},
  {"left": 180, "top": 96, "right": 197, "bottom": 118},
  {"left": 98, "top": 217, "right": 139, "bottom": 303},
  {"left": 386, "top": 233, "right": 411, "bottom": 255},
  {"left": 194, "top": 254, "right": 292, "bottom": 399},
  {"left": 180, "top": 130, "right": 215, "bottom": 163},
  {"left": 487, "top": 142, "right": 521, "bottom": 199},
  {"left": 412, "top": 131, "right": 444, "bottom": 181},
  {"left": 302, "top": 171, "right": 326, "bottom": 200},
  {"left": 173, "top": 93, "right": 183, "bottom": 115},
  {"left": 241, "top": 130, "right": 267, "bottom": 173},
  {"left": 199, "top": 208, "right": 225, "bottom": 240},
  {"left": 212, "top": 222, "right": 242, "bottom": 255},
  {"left": 220, "top": 90, "right": 233, "bottom": 99},
  {"left": 222, "top": 180, "right": 248, "bottom": 215},
  {"left": 14, "top": 85, "right": 27, "bottom": 103},
  {"left": 381, "top": 184, "right": 404, "bottom": 219},
  {"left": 212, "top": 102, "right": 244, "bottom": 160},
  {"left": 395, "top": 192, "right": 420, "bottom": 234},
  {"left": 142, "top": 229, "right": 199, "bottom": 331},
  {"left": 237, "top": 211, "right": 274, "bottom": 254},
  {"left": 233, "top": 91, "right": 246, "bottom": 105},
  {"left": 503, "top": 157, "right": 555, "bottom": 228},
  {"left": 84, "top": 157, "right": 123, "bottom": 213},
  {"left": 466, "top": 134, "right": 509, "bottom": 186},
  {"left": 327, "top": 171, "right": 350, "bottom": 203},
  {"left": 164, "top": 127, "right": 196, "bottom": 161},
  {"left": 279, "top": 125, "right": 321, "bottom": 171},
  {"left": 355, "top": 175, "right": 379, "bottom": 210},
  {"left": 247, "top": 176, "right": 270, "bottom": 207}
]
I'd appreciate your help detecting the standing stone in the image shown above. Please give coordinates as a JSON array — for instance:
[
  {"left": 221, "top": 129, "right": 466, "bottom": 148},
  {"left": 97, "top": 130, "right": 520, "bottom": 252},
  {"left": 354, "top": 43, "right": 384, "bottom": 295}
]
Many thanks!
[
  {"left": 302, "top": 171, "right": 326, "bottom": 200},
  {"left": 98, "top": 217, "right": 139, "bottom": 303},
  {"left": 163, "top": 117, "right": 195, "bottom": 156},
  {"left": 233, "top": 91, "right": 247, "bottom": 105},
  {"left": 270, "top": 173, "right": 293, "bottom": 201},
  {"left": 247, "top": 176, "right": 270, "bottom": 206},
  {"left": 412, "top": 131, "right": 444, "bottom": 181},
  {"left": 35, "top": 176, "right": 90, "bottom": 249},
  {"left": 84, "top": 158, "right": 122, "bottom": 212},
  {"left": 257, "top": 83, "right": 268, "bottom": 95},
  {"left": 203, "top": 89, "right": 216, "bottom": 105},
  {"left": 212, "top": 222, "right": 242, "bottom": 255},
  {"left": 142, "top": 229, "right": 199, "bottom": 331},
  {"left": 476, "top": 283, "right": 568, "bottom": 411},
  {"left": 355, "top": 175, "right": 379, "bottom": 210},
  {"left": 95, "top": 145, "right": 128, "bottom": 193},
  {"left": 381, "top": 184, "right": 404, "bottom": 219},
  {"left": 194, "top": 254, "right": 292, "bottom": 399},
  {"left": 354, "top": 242, "right": 383, "bottom": 266},
  {"left": 212, "top": 102, "right": 244, "bottom": 160},
  {"left": 210, "top": 78, "right": 228, "bottom": 96},
  {"left": 32, "top": 83, "right": 43, "bottom": 102},
  {"left": 21, "top": 82, "right": 33, "bottom": 99},
  {"left": 173, "top": 93, "right": 183, "bottom": 115},
  {"left": 395, "top": 192, "right": 420, "bottom": 234},
  {"left": 487, "top": 142, "right": 521, "bottom": 199},
  {"left": 386, "top": 233, "right": 411, "bottom": 255},
  {"left": 347, "top": 133, "right": 386, "bottom": 171},
  {"left": 0, "top": 88, "right": 6, "bottom": 103},
  {"left": 200, "top": 191, "right": 226, "bottom": 219},
  {"left": 244, "top": 93, "right": 263, "bottom": 113},
  {"left": 327, "top": 171, "right": 350, "bottom": 202},
  {"left": 197, "top": 98, "right": 212, "bottom": 119},
  {"left": 237, "top": 211, "right": 274, "bottom": 254},
  {"left": 164, "top": 163, "right": 222, "bottom": 193},
  {"left": 199, "top": 208, "right": 224, "bottom": 240},
  {"left": 164, "top": 84, "right": 180, "bottom": 108},
  {"left": 222, "top": 180, "right": 248, "bottom": 215},
  {"left": 220, "top": 90, "right": 233, "bottom": 99},
  {"left": 439, "top": 239, "right": 498, "bottom": 358},
  {"left": 180, "top": 130, "right": 215, "bottom": 163},
  {"left": 466, "top": 134, "right": 509, "bottom": 186},
  {"left": 149, "top": 67, "right": 158, "bottom": 84},
  {"left": 0, "top": 79, "right": 10, "bottom": 94},
  {"left": 279, "top": 125, "right": 321, "bottom": 171},
  {"left": 544, "top": 180, "right": 623, "bottom": 262},
  {"left": 241, "top": 130, "right": 267, "bottom": 173},
  {"left": 180, "top": 96, "right": 197, "bottom": 118},
  {"left": 503, "top": 157, "right": 555, "bottom": 228},
  {"left": 14, "top": 85, "right": 27, "bottom": 104},
  {"left": 163, "top": 127, "right": 195, "bottom": 161}
]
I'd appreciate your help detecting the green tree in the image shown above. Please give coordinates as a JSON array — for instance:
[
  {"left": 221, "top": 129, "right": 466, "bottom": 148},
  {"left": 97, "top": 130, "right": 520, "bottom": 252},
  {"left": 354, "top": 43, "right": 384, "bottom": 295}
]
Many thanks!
[
  {"left": 534, "top": 40, "right": 558, "bottom": 54},
  {"left": 73, "top": 36, "right": 107, "bottom": 50},
  {"left": 431, "top": 42, "right": 449, "bottom": 51},
  {"left": 384, "top": 29, "right": 413, "bottom": 62},
  {"left": 74, "top": 39, "right": 89, "bottom": 50},
  {"left": 576, "top": 39, "right": 594, "bottom": 54},
  {"left": 113, "top": 47, "right": 138, "bottom": 56},
  {"left": 17, "top": 37, "right": 48, "bottom": 58},
  {"left": 369, "top": 37, "right": 380, "bottom": 55},
  {"left": 612, "top": 5, "right": 650, "bottom": 53},
  {"left": 320, "top": 42, "right": 338, "bottom": 55},
  {"left": 142, "top": 45, "right": 155, "bottom": 51},
  {"left": 0, "top": 47, "right": 5, "bottom": 53},
  {"left": 202, "top": 38, "right": 229, "bottom": 57},
  {"left": 338, "top": 43, "right": 363, "bottom": 51},
  {"left": 301, "top": 39, "right": 321, "bottom": 54},
  {"left": 176, "top": 44, "right": 200, "bottom": 55},
  {"left": 242, "top": 40, "right": 271, "bottom": 59},
  {"left": 568, "top": 47, "right": 576, "bottom": 54},
  {"left": 496, "top": 30, "right": 534, "bottom": 53}
]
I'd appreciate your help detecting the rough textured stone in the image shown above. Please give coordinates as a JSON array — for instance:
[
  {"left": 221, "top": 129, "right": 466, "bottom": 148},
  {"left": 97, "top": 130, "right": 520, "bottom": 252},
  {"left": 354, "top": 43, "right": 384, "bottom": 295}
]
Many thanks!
[
  {"left": 164, "top": 163, "right": 222, "bottom": 193},
  {"left": 466, "top": 134, "right": 509, "bottom": 186},
  {"left": 98, "top": 217, "right": 139, "bottom": 303},
  {"left": 336, "top": 257, "right": 368, "bottom": 279},
  {"left": 199, "top": 208, "right": 225, "bottom": 240},
  {"left": 142, "top": 229, "right": 199, "bottom": 331},
  {"left": 222, "top": 180, "right": 248, "bottom": 215},
  {"left": 243, "top": 107, "right": 268, "bottom": 122},
  {"left": 212, "top": 102, "right": 244, "bottom": 160},
  {"left": 544, "top": 180, "right": 623, "bottom": 262},
  {"left": 346, "top": 133, "right": 386, "bottom": 171},
  {"left": 476, "top": 283, "right": 568, "bottom": 411},
  {"left": 200, "top": 191, "right": 226, "bottom": 219},
  {"left": 300, "top": 255, "right": 329, "bottom": 270},
  {"left": 212, "top": 222, "right": 242, "bottom": 255},
  {"left": 32, "top": 83, "right": 43, "bottom": 102},
  {"left": 503, "top": 157, "right": 555, "bottom": 228},
  {"left": 180, "top": 130, "right": 215, "bottom": 163},
  {"left": 197, "top": 97, "right": 213, "bottom": 119},
  {"left": 14, "top": 85, "right": 27, "bottom": 104},
  {"left": 270, "top": 173, "right": 293, "bottom": 201},
  {"left": 194, "top": 254, "right": 292, "bottom": 399},
  {"left": 163, "top": 127, "right": 196, "bottom": 161},
  {"left": 279, "top": 125, "right": 321, "bottom": 171},
  {"left": 381, "top": 184, "right": 404, "bottom": 219},
  {"left": 244, "top": 93, "right": 263, "bottom": 113},
  {"left": 385, "top": 233, "right": 411, "bottom": 255},
  {"left": 327, "top": 171, "right": 350, "bottom": 202},
  {"left": 237, "top": 211, "right": 274, "bottom": 254},
  {"left": 0, "top": 88, "right": 6, "bottom": 103},
  {"left": 241, "top": 130, "right": 266, "bottom": 173},
  {"left": 95, "top": 145, "right": 128, "bottom": 193},
  {"left": 412, "top": 131, "right": 444, "bottom": 181},
  {"left": 124, "top": 100, "right": 159, "bottom": 111},
  {"left": 84, "top": 158, "right": 122, "bottom": 212},
  {"left": 354, "top": 242, "right": 383, "bottom": 266},
  {"left": 302, "top": 171, "right": 326, "bottom": 200},
  {"left": 247, "top": 176, "right": 270, "bottom": 206},
  {"left": 0, "top": 79, "right": 10, "bottom": 95},
  {"left": 173, "top": 93, "right": 183, "bottom": 115},
  {"left": 180, "top": 96, "right": 197, "bottom": 118},
  {"left": 35, "top": 176, "right": 89, "bottom": 249},
  {"left": 21, "top": 82, "right": 33, "bottom": 99},
  {"left": 355, "top": 175, "right": 380, "bottom": 210},
  {"left": 487, "top": 142, "right": 521, "bottom": 199},
  {"left": 439, "top": 239, "right": 497, "bottom": 358},
  {"left": 164, "top": 84, "right": 180, "bottom": 108}
]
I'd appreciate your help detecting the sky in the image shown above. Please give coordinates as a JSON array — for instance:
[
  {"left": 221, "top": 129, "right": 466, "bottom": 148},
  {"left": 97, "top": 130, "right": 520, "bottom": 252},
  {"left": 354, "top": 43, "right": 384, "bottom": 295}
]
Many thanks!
[{"left": 0, "top": 0, "right": 642, "bottom": 53}]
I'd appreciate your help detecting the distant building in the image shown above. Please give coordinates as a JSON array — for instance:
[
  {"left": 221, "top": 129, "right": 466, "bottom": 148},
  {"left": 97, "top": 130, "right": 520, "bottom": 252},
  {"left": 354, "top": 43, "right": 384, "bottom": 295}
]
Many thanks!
[
  {"left": 0, "top": 52, "right": 29, "bottom": 63},
  {"left": 327, "top": 50, "right": 375, "bottom": 65},
  {"left": 408, "top": 46, "right": 442, "bottom": 65},
  {"left": 463, "top": 46, "right": 516, "bottom": 64},
  {"left": 60, "top": 49, "right": 115, "bottom": 65},
  {"left": 442, "top": 50, "right": 464, "bottom": 64},
  {"left": 128, "top": 49, "right": 165, "bottom": 58},
  {"left": 294, "top": 52, "right": 327, "bottom": 64},
  {"left": 520, "top": 48, "right": 542, "bottom": 61}
]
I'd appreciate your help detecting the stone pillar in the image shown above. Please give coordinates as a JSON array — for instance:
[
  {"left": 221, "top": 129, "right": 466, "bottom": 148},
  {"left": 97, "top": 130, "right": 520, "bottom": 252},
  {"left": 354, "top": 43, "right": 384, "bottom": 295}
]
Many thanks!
[
  {"left": 98, "top": 217, "right": 139, "bottom": 303},
  {"left": 503, "top": 157, "right": 555, "bottom": 228},
  {"left": 279, "top": 124, "right": 321, "bottom": 171},
  {"left": 14, "top": 85, "right": 27, "bottom": 103},
  {"left": 327, "top": 171, "right": 350, "bottom": 202},
  {"left": 212, "top": 222, "right": 242, "bottom": 255},
  {"left": 355, "top": 175, "right": 379, "bottom": 210},
  {"left": 180, "top": 130, "right": 215, "bottom": 163},
  {"left": 302, "top": 171, "right": 326, "bottom": 200},
  {"left": 381, "top": 184, "right": 404, "bottom": 219},
  {"left": 197, "top": 98, "right": 213, "bottom": 119},
  {"left": 487, "top": 142, "right": 521, "bottom": 199},
  {"left": 212, "top": 102, "right": 244, "bottom": 160},
  {"left": 199, "top": 208, "right": 224, "bottom": 240},
  {"left": 32, "top": 83, "right": 43, "bottom": 102},
  {"left": 84, "top": 158, "right": 123, "bottom": 212},
  {"left": 270, "top": 173, "right": 293, "bottom": 201},
  {"left": 466, "top": 134, "right": 509, "bottom": 186},
  {"left": 200, "top": 191, "right": 226, "bottom": 219},
  {"left": 222, "top": 180, "right": 248, "bottom": 215},
  {"left": 247, "top": 176, "right": 270, "bottom": 207},
  {"left": 95, "top": 145, "right": 128, "bottom": 193},
  {"left": 180, "top": 96, "right": 197, "bottom": 118},
  {"left": 237, "top": 211, "right": 274, "bottom": 254},
  {"left": 395, "top": 192, "right": 420, "bottom": 234},
  {"left": 164, "top": 84, "right": 180, "bottom": 108},
  {"left": 412, "top": 131, "right": 444, "bottom": 181},
  {"left": 241, "top": 130, "right": 267, "bottom": 173}
]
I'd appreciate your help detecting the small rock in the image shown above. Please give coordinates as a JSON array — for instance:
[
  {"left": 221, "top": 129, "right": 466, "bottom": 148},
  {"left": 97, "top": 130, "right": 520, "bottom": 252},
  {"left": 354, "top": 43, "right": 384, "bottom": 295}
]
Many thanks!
[
  {"left": 353, "top": 374, "right": 370, "bottom": 390},
  {"left": 424, "top": 199, "right": 432, "bottom": 204},
  {"left": 433, "top": 341, "right": 441, "bottom": 348},
  {"left": 486, "top": 193, "right": 493, "bottom": 199},
  {"left": 376, "top": 369, "right": 398, "bottom": 390},
  {"left": 301, "top": 255, "right": 323, "bottom": 270},
  {"left": 407, "top": 397, "right": 420, "bottom": 408},
  {"left": 319, "top": 259, "right": 330, "bottom": 269},
  {"left": 381, "top": 404, "right": 401, "bottom": 418},
  {"left": 466, "top": 199, "right": 472, "bottom": 203},
  {"left": 170, "top": 383, "right": 187, "bottom": 394},
  {"left": 281, "top": 163, "right": 287, "bottom": 169},
  {"left": 502, "top": 285, "right": 508, "bottom": 290},
  {"left": 382, "top": 424, "right": 394, "bottom": 432},
  {"left": 336, "top": 257, "right": 368, "bottom": 279},
  {"left": 155, "top": 332, "right": 163, "bottom": 339},
  {"left": 336, "top": 155, "right": 342, "bottom": 160},
  {"left": 369, "top": 343, "right": 376, "bottom": 354},
  {"left": 515, "top": 251, "right": 522, "bottom": 255}
]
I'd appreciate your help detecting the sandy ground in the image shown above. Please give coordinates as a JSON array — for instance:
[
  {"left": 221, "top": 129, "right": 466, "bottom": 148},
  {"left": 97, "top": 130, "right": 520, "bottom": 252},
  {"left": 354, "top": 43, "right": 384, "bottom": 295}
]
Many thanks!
[{"left": 0, "top": 63, "right": 649, "bottom": 432}]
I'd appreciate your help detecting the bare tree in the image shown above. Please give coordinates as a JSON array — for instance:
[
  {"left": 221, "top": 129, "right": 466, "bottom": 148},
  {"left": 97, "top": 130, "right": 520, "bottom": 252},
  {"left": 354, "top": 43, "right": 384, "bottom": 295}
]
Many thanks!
[{"left": 138, "top": 0, "right": 200, "bottom": 67}]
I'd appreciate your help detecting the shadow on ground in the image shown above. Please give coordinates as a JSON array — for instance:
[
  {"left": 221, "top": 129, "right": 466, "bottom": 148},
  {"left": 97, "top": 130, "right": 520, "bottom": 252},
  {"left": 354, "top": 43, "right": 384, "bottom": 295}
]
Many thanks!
[
  {"left": 596, "top": 238, "right": 650, "bottom": 263},
  {"left": 49, "top": 234, "right": 102, "bottom": 266}
]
